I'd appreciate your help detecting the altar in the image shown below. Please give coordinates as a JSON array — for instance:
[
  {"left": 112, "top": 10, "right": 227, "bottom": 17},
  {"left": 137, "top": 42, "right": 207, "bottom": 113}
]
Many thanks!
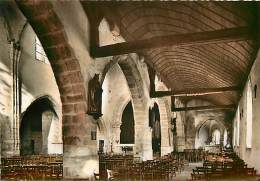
[
  {"left": 204, "top": 145, "right": 221, "bottom": 153},
  {"left": 115, "top": 144, "right": 135, "bottom": 154}
]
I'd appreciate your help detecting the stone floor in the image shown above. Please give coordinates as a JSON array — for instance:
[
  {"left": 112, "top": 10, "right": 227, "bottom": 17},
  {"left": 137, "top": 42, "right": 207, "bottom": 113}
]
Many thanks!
[
  {"left": 173, "top": 162, "right": 260, "bottom": 181},
  {"left": 62, "top": 163, "right": 201, "bottom": 181},
  {"left": 174, "top": 162, "right": 203, "bottom": 181},
  {"left": 62, "top": 162, "right": 260, "bottom": 181}
]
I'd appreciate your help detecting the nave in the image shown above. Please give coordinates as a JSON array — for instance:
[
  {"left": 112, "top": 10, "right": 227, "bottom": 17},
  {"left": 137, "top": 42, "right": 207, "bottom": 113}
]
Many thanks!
[{"left": 0, "top": 1, "right": 260, "bottom": 180}]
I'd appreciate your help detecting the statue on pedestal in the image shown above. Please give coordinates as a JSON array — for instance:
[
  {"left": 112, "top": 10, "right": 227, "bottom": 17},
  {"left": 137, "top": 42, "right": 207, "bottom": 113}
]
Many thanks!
[{"left": 87, "top": 74, "right": 103, "bottom": 119}]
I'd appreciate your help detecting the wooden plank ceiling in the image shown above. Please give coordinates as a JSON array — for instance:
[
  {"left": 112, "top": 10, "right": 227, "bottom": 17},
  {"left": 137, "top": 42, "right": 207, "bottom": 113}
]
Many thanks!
[{"left": 82, "top": 2, "right": 258, "bottom": 106}]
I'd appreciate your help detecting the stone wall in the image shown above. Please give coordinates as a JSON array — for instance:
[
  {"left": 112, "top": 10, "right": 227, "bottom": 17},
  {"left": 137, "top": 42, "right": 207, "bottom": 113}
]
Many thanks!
[
  {"left": 233, "top": 48, "right": 260, "bottom": 172},
  {"left": 0, "top": 1, "right": 62, "bottom": 157}
]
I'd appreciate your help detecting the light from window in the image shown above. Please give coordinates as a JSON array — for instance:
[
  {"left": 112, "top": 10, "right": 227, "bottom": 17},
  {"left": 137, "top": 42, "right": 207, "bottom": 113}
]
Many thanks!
[
  {"left": 246, "top": 81, "right": 253, "bottom": 148},
  {"left": 236, "top": 107, "right": 240, "bottom": 146},
  {"left": 212, "top": 129, "right": 220, "bottom": 145},
  {"left": 35, "top": 37, "right": 50, "bottom": 64},
  {"left": 224, "top": 129, "right": 227, "bottom": 146},
  {"left": 233, "top": 119, "right": 236, "bottom": 147}
]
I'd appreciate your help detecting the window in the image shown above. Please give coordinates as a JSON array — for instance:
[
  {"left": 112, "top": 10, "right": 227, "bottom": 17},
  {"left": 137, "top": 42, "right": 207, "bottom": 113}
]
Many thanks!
[
  {"left": 236, "top": 107, "right": 240, "bottom": 146},
  {"left": 212, "top": 129, "right": 221, "bottom": 145},
  {"left": 224, "top": 129, "right": 227, "bottom": 146},
  {"left": 254, "top": 84, "right": 257, "bottom": 98},
  {"left": 246, "top": 80, "right": 253, "bottom": 148},
  {"left": 233, "top": 119, "right": 236, "bottom": 147},
  {"left": 91, "top": 131, "right": 97, "bottom": 140},
  {"left": 35, "top": 37, "right": 50, "bottom": 64}
]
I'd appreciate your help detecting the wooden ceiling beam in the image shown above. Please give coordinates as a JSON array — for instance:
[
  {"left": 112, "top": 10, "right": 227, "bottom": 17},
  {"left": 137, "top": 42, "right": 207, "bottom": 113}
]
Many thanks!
[
  {"left": 91, "top": 26, "right": 254, "bottom": 58},
  {"left": 173, "top": 104, "right": 236, "bottom": 112},
  {"left": 151, "top": 86, "right": 241, "bottom": 98}
]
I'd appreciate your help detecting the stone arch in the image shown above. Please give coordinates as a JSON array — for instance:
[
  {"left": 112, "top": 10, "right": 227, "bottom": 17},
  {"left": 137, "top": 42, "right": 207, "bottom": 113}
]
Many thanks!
[
  {"left": 16, "top": 1, "right": 87, "bottom": 146},
  {"left": 195, "top": 119, "right": 226, "bottom": 147},
  {"left": 211, "top": 128, "right": 221, "bottom": 145},
  {"left": 120, "top": 101, "right": 135, "bottom": 144},
  {"left": 100, "top": 62, "right": 131, "bottom": 153},
  {"left": 19, "top": 96, "right": 60, "bottom": 155},
  {"left": 154, "top": 98, "right": 172, "bottom": 156},
  {"left": 209, "top": 122, "right": 225, "bottom": 146},
  {"left": 195, "top": 122, "right": 209, "bottom": 149},
  {"left": 101, "top": 55, "right": 152, "bottom": 160},
  {"left": 149, "top": 102, "right": 161, "bottom": 156},
  {"left": 100, "top": 57, "right": 119, "bottom": 86},
  {"left": 20, "top": 95, "right": 59, "bottom": 121},
  {"left": 196, "top": 119, "right": 225, "bottom": 136},
  {"left": 98, "top": 94, "right": 131, "bottom": 153},
  {"left": 113, "top": 97, "right": 132, "bottom": 127},
  {"left": 118, "top": 56, "right": 150, "bottom": 159}
]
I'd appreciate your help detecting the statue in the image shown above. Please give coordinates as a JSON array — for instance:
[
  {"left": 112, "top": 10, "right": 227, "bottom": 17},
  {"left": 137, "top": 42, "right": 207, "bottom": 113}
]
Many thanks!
[
  {"left": 87, "top": 74, "right": 103, "bottom": 119},
  {"left": 171, "top": 117, "right": 177, "bottom": 136}
]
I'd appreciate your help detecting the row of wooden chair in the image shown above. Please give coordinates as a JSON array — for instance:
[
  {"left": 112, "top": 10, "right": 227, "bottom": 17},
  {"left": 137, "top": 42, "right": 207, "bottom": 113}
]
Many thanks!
[
  {"left": 183, "top": 149, "right": 207, "bottom": 162},
  {"left": 98, "top": 152, "right": 187, "bottom": 180},
  {"left": 191, "top": 152, "right": 257, "bottom": 180},
  {"left": 1, "top": 155, "right": 63, "bottom": 180}
]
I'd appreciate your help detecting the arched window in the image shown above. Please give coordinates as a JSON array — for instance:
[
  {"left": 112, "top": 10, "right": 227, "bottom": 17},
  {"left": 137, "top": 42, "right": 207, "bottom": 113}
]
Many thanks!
[
  {"left": 20, "top": 97, "right": 60, "bottom": 155},
  {"left": 120, "top": 102, "right": 135, "bottom": 144},
  {"left": 236, "top": 107, "right": 240, "bottom": 146},
  {"left": 233, "top": 119, "right": 236, "bottom": 147},
  {"left": 212, "top": 129, "right": 221, "bottom": 145},
  {"left": 35, "top": 37, "right": 50, "bottom": 64},
  {"left": 224, "top": 129, "right": 227, "bottom": 146},
  {"left": 246, "top": 80, "right": 253, "bottom": 148}
]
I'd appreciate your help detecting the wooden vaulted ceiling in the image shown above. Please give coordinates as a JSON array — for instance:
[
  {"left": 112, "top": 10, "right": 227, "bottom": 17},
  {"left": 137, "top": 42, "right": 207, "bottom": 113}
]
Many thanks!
[{"left": 82, "top": 2, "right": 259, "bottom": 106}]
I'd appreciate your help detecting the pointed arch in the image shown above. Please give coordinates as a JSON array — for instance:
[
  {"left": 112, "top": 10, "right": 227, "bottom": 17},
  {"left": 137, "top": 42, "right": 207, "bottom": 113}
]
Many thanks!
[
  {"left": 20, "top": 96, "right": 61, "bottom": 155},
  {"left": 120, "top": 101, "right": 135, "bottom": 144},
  {"left": 16, "top": 1, "right": 87, "bottom": 146}
]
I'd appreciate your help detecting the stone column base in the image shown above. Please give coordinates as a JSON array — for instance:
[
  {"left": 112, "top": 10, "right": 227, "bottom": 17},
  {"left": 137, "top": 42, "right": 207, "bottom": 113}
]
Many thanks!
[
  {"left": 63, "top": 145, "right": 99, "bottom": 180},
  {"left": 63, "top": 155, "right": 99, "bottom": 179},
  {"left": 161, "top": 146, "right": 173, "bottom": 156}
]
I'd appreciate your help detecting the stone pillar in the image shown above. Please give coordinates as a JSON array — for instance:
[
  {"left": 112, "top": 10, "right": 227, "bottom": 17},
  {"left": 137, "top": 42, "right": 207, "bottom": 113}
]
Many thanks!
[
  {"left": 220, "top": 131, "right": 224, "bottom": 147},
  {"left": 111, "top": 122, "right": 121, "bottom": 154},
  {"left": 227, "top": 129, "right": 232, "bottom": 147},
  {"left": 160, "top": 121, "right": 172, "bottom": 155},
  {"left": 9, "top": 41, "right": 21, "bottom": 156},
  {"left": 1, "top": 117, "right": 13, "bottom": 156},
  {"left": 15, "top": 1, "right": 97, "bottom": 179},
  {"left": 63, "top": 115, "right": 98, "bottom": 179},
  {"left": 176, "top": 113, "right": 186, "bottom": 151},
  {"left": 140, "top": 127, "right": 153, "bottom": 161},
  {"left": 176, "top": 136, "right": 186, "bottom": 152},
  {"left": 42, "top": 110, "right": 54, "bottom": 154},
  {"left": 158, "top": 99, "right": 173, "bottom": 156},
  {"left": 134, "top": 109, "right": 153, "bottom": 161}
]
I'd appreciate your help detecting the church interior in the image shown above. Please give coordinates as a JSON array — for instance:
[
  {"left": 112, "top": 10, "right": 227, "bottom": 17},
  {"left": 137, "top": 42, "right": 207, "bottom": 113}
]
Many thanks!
[{"left": 0, "top": 1, "right": 260, "bottom": 180}]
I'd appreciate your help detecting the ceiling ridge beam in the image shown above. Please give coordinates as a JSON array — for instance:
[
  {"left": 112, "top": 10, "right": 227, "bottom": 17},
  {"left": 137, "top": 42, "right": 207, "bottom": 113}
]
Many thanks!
[
  {"left": 151, "top": 86, "right": 241, "bottom": 98},
  {"left": 173, "top": 104, "right": 235, "bottom": 112},
  {"left": 92, "top": 26, "right": 254, "bottom": 58}
]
